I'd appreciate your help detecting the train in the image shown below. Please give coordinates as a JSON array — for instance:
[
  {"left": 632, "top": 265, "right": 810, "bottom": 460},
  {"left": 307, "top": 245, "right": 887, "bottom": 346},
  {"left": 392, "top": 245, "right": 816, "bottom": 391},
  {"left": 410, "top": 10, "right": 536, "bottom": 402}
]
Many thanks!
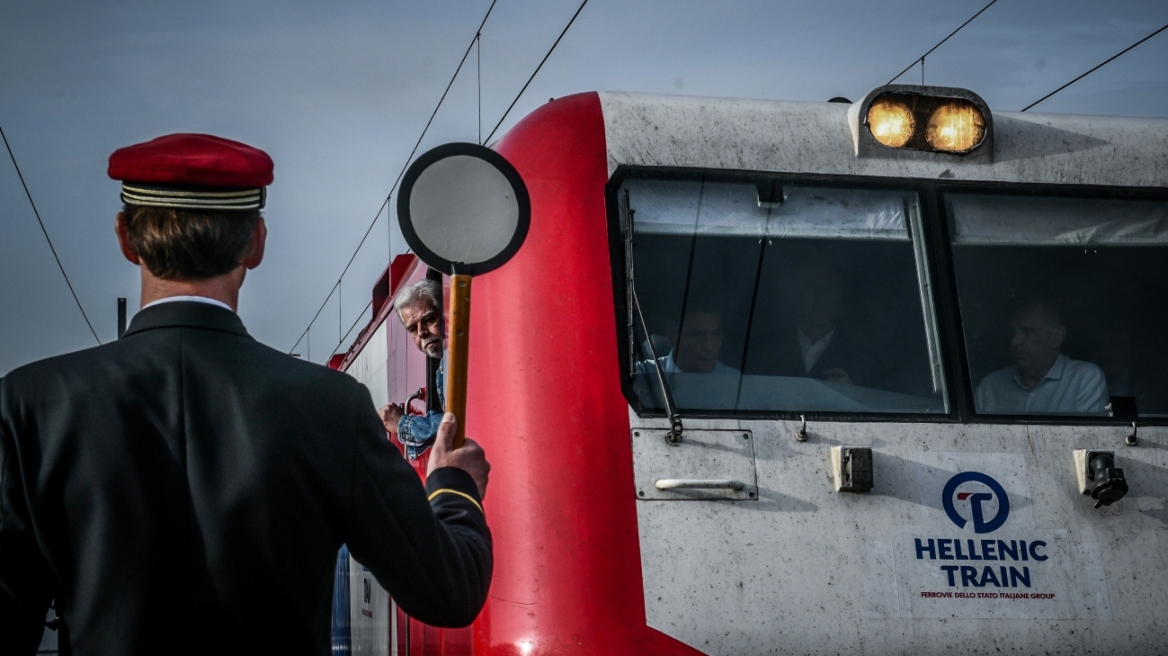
[{"left": 329, "top": 85, "right": 1168, "bottom": 655}]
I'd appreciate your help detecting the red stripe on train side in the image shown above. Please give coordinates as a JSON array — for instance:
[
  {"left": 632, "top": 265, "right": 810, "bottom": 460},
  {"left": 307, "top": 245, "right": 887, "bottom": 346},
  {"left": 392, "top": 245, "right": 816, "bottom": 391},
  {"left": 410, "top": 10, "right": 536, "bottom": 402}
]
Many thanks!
[{"left": 468, "top": 92, "right": 703, "bottom": 655}]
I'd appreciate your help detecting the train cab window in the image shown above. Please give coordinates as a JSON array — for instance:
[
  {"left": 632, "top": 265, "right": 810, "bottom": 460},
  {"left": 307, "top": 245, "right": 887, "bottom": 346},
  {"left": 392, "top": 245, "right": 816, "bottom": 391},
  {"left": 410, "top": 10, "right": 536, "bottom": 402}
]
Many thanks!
[
  {"left": 621, "top": 174, "right": 948, "bottom": 416},
  {"left": 947, "top": 193, "right": 1168, "bottom": 418}
]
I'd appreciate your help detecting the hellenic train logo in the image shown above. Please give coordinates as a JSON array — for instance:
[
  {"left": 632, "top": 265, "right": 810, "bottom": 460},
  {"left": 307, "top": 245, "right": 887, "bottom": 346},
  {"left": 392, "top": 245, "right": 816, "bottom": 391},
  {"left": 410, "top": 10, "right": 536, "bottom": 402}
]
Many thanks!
[{"left": 942, "top": 472, "right": 1010, "bottom": 534}]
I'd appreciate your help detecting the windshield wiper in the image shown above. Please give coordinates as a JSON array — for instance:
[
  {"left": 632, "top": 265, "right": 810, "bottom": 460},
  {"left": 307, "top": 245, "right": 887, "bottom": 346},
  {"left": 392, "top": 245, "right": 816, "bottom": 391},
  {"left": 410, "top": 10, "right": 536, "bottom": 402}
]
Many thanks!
[
  {"left": 629, "top": 273, "right": 684, "bottom": 445},
  {"left": 624, "top": 189, "right": 683, "bottom": 445}
]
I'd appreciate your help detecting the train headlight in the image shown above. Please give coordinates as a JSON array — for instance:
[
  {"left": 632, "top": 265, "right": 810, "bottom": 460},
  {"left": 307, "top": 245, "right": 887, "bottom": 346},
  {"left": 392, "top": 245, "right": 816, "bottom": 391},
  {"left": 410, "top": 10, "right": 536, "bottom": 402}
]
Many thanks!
[
  {"left": 926, "top": 100, "right": 986, "bottom": 152},
  {"left": 867, "top": 99, "right": 915, "bottom": 148},
  {"left": 852, "top": 85, "right": 993, "bottom": 161}
]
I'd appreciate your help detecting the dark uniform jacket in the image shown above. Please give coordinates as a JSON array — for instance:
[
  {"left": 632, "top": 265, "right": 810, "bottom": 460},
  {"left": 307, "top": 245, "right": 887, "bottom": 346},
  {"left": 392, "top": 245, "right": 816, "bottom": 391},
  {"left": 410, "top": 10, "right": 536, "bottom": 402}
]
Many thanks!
[
  {"left": 746, "top": 323, "right": 881, "bottom": 387},
  {"left": 0, "top": 301, "right": 492, "bottom": 655}
]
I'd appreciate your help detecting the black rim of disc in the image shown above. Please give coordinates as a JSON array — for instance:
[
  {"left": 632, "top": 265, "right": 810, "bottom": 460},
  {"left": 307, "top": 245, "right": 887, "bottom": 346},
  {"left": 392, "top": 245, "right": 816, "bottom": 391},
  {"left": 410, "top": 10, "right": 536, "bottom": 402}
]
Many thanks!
[{"left": 397, "top": 142, "right": 531, "bottom": 276}]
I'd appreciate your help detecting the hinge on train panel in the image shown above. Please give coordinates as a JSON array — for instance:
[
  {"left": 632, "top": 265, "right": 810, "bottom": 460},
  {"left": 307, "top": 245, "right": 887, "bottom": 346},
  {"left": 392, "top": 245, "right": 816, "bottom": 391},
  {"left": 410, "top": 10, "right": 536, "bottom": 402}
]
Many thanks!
[{"left": 666, "top": 414, "right": 683, "bottom": 445}]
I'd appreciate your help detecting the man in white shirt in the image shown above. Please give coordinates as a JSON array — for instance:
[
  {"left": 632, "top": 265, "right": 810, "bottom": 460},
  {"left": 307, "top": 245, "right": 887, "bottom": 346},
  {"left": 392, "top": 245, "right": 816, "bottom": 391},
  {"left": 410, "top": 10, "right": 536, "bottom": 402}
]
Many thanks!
[
  {"left": 655, "top": 308, "right": 739, "bottom": 376},
  {"left": 635, "top": 307, "right": 740, "bottom": 410},
  {"left": 975, "top": 298, "right": 1108, "bottom": 415}
]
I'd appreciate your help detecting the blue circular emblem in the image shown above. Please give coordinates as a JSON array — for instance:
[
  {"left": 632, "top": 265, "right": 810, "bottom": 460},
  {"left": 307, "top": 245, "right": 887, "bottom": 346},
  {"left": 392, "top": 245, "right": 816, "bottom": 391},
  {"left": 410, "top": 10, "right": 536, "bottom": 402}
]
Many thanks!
[{"left": 941, "top": 471, "right": 1010, "bottom": 534}]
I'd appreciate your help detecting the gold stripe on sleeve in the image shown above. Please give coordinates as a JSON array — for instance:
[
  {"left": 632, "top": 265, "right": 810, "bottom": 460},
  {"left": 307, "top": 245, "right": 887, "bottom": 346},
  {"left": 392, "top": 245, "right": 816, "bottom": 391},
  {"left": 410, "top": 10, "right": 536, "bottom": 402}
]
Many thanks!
[{"left": 427, "top": 488, "right": 484, "bottom": 514}]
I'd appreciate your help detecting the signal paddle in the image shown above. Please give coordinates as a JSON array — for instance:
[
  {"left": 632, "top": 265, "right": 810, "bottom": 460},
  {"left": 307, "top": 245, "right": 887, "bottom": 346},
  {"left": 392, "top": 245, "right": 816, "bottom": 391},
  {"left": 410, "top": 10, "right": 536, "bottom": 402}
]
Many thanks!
[{"left": 397, "top": 143, "right": 530, "bottom": 446}]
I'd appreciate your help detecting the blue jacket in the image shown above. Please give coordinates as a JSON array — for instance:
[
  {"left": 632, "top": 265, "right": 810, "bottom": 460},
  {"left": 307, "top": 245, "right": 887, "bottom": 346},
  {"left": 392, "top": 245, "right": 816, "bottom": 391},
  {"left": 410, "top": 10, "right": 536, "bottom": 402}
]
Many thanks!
[{"left": 397, "top": 359, "right": 444, "bottom": 460}]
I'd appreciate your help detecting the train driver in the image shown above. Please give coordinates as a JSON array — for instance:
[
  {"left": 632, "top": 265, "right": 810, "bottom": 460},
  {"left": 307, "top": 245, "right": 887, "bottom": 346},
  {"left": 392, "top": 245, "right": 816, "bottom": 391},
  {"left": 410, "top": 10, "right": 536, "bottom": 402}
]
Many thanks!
[
  {"left": 974, "top": 297, "right": 1109, "bottom": 415},
  {"left": 646, "top": 305, "right": 740, "bottom": 376},
  {"left": 379, "top": 278, "right": 447, "bottom": 460}
]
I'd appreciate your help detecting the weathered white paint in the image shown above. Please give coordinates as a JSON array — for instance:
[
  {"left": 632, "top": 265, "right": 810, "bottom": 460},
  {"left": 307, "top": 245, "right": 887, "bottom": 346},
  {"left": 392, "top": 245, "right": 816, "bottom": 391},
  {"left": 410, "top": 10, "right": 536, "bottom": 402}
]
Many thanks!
[
  {"left": 349, "top": 563, "right": 390, "bottom": 656},
  {"left": 599, "top": 92, "right": 1168, "bottom": 188},
  {"left": 343, "top": 318, "right": 392, "bottom": 656},
  {"left": 347, "top": 320, "right": 390, "bottom": 407},
  {"left": 634, "top": 429, "right": 757, "bottom": 501},
  {"left": 632, "top": 413, "right": 1168, "bottom": 655},
  {"left": 613, "top": 90, "right": 1167, "bottom": 654}
]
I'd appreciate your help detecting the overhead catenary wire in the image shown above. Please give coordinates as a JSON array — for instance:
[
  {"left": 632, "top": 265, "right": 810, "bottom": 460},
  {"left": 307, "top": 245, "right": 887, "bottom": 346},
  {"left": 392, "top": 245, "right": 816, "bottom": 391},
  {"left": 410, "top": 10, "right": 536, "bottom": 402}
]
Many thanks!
[
  {"left": 327, "top": 1, "right": 587, "bottom": 362},
  {"left": 483, "top": 0, "right": 591, "bottom": 143},
  {"left": 1, "top": 124, "right": 102, "bottom": 345},
  {"left": 887, "top": 0, "right": 999, "bottom": 86},
  {"left": 331, "top": 299, "right": 375, "bottom": 363},
  {"left": 289, "top": 0, "right": 499, "bottom": 357},
  {"left": 1021, "top": 22, "right": 1168, "bottom": 112},
  {"left": 477, "top": 33, "right": 483, "bottom": 145}
]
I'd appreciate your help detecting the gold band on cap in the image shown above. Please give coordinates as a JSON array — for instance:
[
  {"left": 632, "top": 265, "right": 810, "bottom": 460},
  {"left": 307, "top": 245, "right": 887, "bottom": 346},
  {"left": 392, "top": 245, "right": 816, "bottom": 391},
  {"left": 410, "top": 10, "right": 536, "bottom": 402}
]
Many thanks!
[{"left": 121, "top": 184, "right": 265, "bottom": 211}]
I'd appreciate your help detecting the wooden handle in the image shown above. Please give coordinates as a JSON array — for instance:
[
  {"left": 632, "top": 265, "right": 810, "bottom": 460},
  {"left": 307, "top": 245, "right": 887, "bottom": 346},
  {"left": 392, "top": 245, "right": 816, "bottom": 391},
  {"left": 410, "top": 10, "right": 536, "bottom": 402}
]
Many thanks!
[{"left": 445, "top": 274, "right": 472, "bottom": 447}]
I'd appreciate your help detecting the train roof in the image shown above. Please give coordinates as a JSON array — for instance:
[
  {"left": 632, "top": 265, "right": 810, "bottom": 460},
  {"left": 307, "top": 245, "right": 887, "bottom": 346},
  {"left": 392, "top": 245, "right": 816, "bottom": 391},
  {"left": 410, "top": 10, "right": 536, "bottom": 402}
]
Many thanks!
[{"left": 597, "top": 90, "right": 1168, "bottom": 189}]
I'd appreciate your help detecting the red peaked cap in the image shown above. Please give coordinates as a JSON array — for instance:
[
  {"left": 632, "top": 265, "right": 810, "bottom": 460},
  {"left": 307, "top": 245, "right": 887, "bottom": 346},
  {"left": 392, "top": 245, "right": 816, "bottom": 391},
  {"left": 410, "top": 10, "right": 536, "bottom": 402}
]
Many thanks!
[{"left": 108, "top": 133, "right": 273, "bottom": 187}]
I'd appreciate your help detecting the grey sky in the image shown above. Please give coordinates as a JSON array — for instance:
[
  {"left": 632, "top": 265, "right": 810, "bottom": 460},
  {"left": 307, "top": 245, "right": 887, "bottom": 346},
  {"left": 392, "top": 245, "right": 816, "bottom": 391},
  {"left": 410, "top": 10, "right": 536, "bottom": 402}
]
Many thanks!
[{"left": 2, "top": 0, "right": 1165, "bottom": 374}]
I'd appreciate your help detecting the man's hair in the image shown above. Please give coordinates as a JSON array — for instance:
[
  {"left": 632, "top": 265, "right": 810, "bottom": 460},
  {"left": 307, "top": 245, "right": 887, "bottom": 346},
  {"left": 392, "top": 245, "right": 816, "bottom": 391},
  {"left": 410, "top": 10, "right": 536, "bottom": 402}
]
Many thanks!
[
  {"left": 1015, "top": 296, "right": 1063, "bottom": 328},
  {"left": 664, "top": 300, "right": 725, "bottom": 341},
  {"left": 396, "top": 279, "right": 443, "bottom": 322},
  {"left": 121, "top": 204, "right": 260, "bottom": 280}
]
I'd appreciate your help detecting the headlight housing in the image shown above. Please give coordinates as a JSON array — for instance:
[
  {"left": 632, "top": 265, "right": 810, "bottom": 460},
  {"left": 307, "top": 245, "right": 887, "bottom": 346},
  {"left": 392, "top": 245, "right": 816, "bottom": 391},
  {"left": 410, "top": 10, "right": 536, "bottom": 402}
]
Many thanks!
[{"left": 854, "top": 86, "right": 992, "bottom": 158}]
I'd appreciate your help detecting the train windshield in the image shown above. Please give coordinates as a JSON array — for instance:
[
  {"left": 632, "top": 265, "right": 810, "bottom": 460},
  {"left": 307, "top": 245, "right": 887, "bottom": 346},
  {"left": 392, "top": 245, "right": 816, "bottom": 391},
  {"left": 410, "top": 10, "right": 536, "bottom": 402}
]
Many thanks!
[
  {"left": 948, "top": 193, "right": 1168, "bottom": 418},
  {"left": 623, "top": 175, "right": 947, "bottom": 415}
]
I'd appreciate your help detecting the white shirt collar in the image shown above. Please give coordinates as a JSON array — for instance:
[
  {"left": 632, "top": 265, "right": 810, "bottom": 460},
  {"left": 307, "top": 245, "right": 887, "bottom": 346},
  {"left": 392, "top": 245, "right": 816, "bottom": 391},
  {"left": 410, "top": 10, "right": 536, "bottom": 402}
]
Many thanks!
[
  {"left": 141, "top": 295, "right": 235, "bottom": 313},
  {"left": 1012, "top": 353, "right": 1066, "bottom": 389},
  {"left": 796, "top": 326, "right": 835, "bottom": 374},
  {"left": 656, "top": 352, "right": 739, "bottom": 376},
  {"left": 658, "top": 353, "right": 681, "bottom": 374}
]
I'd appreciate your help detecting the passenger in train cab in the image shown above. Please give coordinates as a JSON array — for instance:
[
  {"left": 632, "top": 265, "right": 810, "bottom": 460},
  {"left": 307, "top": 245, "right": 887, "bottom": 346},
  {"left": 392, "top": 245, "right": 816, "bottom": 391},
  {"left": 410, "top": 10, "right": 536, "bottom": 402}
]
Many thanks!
[
  {"left": 0, "top": 134, "right": 492, "bottom": 655},
  {"left": 749, "top": 259, "right": 876, "bottom": 386},
  {"left": 378, "top": 278, "right": 446, "bottom": 460},
  {"left": 634, "top": 304, "right": 741, "bottom": 410},
  {"left": 975, "top": 297, "right": 1109, "bottom": 415},
  {"left": 641, "top": 304, "right": 740, "bottom": 375}
]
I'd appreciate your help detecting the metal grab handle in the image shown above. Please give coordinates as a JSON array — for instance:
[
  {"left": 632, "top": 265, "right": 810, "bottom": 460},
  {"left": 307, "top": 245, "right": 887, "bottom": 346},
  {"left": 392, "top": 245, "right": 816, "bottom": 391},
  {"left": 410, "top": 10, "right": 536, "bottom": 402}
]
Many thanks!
[
  {"left": 654, "top": 479, "right": 745, "bottom": 491},
  {"left": 405, "top": 387, "right": 427, "bottom": 416}
]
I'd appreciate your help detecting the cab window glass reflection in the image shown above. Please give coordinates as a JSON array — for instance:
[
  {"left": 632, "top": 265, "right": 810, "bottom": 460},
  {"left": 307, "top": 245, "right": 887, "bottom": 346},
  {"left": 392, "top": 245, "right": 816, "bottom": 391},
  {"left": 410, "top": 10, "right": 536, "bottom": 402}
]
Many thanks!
[
  {"left": 626, "top": 175, "right": 946, "bottom": 415},
  {"left": 947, "top": 194, "right": 1168, "bottom": 417}
]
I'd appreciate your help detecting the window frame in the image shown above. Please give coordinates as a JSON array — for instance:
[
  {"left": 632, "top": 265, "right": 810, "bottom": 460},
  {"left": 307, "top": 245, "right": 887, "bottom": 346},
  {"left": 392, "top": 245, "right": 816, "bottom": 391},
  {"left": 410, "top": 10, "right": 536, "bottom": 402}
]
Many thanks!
[
  {"left": 606, "top": 164, "right": 1168, "bottom": 426},
  {"left": 935, "top": 181, "right": 1168, "bottom": 424}
]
